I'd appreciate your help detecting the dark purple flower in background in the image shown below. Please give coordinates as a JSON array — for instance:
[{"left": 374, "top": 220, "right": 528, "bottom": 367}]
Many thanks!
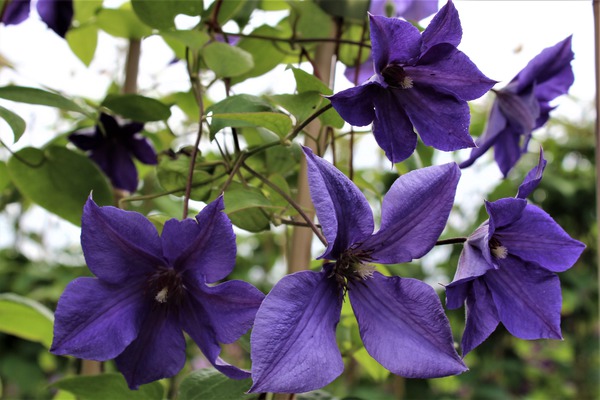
[
  {"left": 69, "top": 113, "right": 158, "bottom": 193},
  {"left": 459, "top": 36, "right": 575, "bottom": 177},
  {"left": 1, "top": 0, "right": 73, "bottom": 37},
  {"left": 249, "top": 147, "right": 466, "bottom": 393},
  {"left": 446, "top": 151, "right": 585, "bottom": 355},
  {"left": 345, "top": 0, "right": 439, "bottom": 84},
  {"left": 51, "top": 196, "right": 265, "bottom": 389},
  {"left": 330, "top": 0, "right": 495, "bottom": 163}
]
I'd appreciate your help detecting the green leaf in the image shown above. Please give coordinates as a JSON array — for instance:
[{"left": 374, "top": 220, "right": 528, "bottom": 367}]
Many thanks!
[
  {"left": 230, "top": 24, "right": 288, "bottom": 85},
  {"left": 314, "top": 0, "right": 370, "bottom": 21},
  {"left": 160, "top": 30, "right": 210, "bottom": 51},
  {"left": 353, "top": 347, "right": 390, "bottom": 382},
  {"left": 211, "top": 112, "right": 292, "bottom": 138},
  {"left": 0, "top": 104, "right": 26, "bottom": 142},
  {"left": 52, "top": 373, "right": 164, "bottom": 400},
  {"left": 66, "top": 25, "right": 98, "bottom": 66},
  {"left": 268, "top": 91, "right": 323, "bottom": 123},
  {"left": 156, "top": 155, "right": 222, "bottom": 202},
  {"left": 203, "top": 0, "right": 245, "bottom": 27},
  {"left": 338, "top": 22, "right": 371, "bottom": 68},
  {"left": 0, "top": 86, "right": 88, "bottom": 114},
  {"left": 202, "top": 41, "right": 254, "bottom": 78},
  {"left": 0, "top": 161, "right": 10, "bottom": 191},
  {"left": 132, "top": 0, "right": 203, "bottom": 30},
  {"left": 224, "top": 184, "right": 273, "bottom": 232},
  {"left": 290, "top": 68, "right": 344, "bottom": 128},
  {"left": 0, "top": 293, "right": 54, "bottom": 349},
  {"left": 102, "top": 94, "right": 171, "bottom": 122},
  {"left": 96, "top": 7, "right": 152, "bottom": 39},
  {"left": 288, "top": 0, "right": 332, "bottom": 40},
  {"left": 72, "top": 0, "right": 102, "bottom": 23},
  {"left": 207, "top": 94, "right": 273, "bottom": 139},
  {"left": 178, "top": 368, "right": 256, "bottom": 400},
  {"left": 7, "top": 146, "right": 113, "bottom": 226}
]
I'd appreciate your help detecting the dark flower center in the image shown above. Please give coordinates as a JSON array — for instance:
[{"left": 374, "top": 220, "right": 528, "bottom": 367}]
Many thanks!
[
  {"left": 381, "top": 64, "right": 414, "bottom": 89},
  {"left": 146, "top": 267, "right": 185, "bottom": 306},
  {"left": 489, "top": 237, "right": 508, "bottom": 259},
  {"left": 331, "top": 248, "right": 375, "bottom": 292}
]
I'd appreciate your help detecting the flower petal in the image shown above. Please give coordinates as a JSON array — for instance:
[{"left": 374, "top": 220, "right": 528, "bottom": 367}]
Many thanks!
[
  {"left": 249, "top": 269, "right": 343, "bottom": 393},
  {"left": 371, "top": 88, "right": 418, "bottom": 163},
  {"left": 349, "top": 273, "right": 467, "bottom": 378},
  {"left": 461, "top": 279, "right": 499, "bottom": 355},
  {"left": 485, "top": 257, "right": 563, "bottom": 340},
  {"left": 51, "top": 277, "right": 146, "bottom": 361},
  {"left": 115, "top": 308, "right": 186, "bottom": 390},
  {"left": 396, "top": 0, "right": 439, "bottom": 21},
  {"left": 179, "top": 288, "right": 253, "bottom": 380},
  {"left": 516, "top": 149, "right": 546, "bottom": 199},
  {"left": 68, "top": 129, "right": 103, "bottom": 151},
  {"left": 495, "top": 85, "right": 540, "bottom": 133},
  {"left": 369, "top": 14, "right": 421, "bottom": 72},
  {"left": 36, "top": 0, "right": 73, "bottom": 37},
  {"left": 328, "top": 82, "right": 379, "bottom": 126},
  {"left": 81, "top": 197, "right": 163, "bottom": 284},
  {"left": 407, "top": 44, "right": 495, "bottom": 101},
  {"left": 127, "top": 133, "right": 158, "bottom": 165},
  {"left": 420, "top": 0, "right": 462, "bottom": 53},
  {"left": 396, "top": 85, "right": 475, "bottom": 151},
  {"left": 492, "top": 125, "right": 524, "bottom": 177},
  {"left": 162, "top": 196, "right": 236, "bottom": 283},
  {"left": 303, "top": 147, "right": 374, "bottom": 259},
  {"left": 485, "top": 198, "right": 527, "bottom": 233},
  {"left": 448, "top": 223, "right": 495, "bottom": 285},
  {"left": 515, "top": 36, "right": 574, "bottom": 96},
  {"left": 2, "top": 0, "right": 30, "bottom": 25},
  {"left": 459, "top": 102, "right": 507, "bottom": 169},
  {"left": 495, "top": 203, "right": 585, "bottom": 272},
  {"left": 343, "top": 56, "right": 375, "bottom": 86},
  {"left": 186, "top": 279, "right": 264, "bottom": 344},
  {"left": 363, "top": 163, "right": 460, "bottom": 263},
  {"left": 92, "top": 143, "right": 138, "bottom": 192}
]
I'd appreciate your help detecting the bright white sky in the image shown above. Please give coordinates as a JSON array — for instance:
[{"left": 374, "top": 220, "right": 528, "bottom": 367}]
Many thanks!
[{"left": 0, "top": 0, "right": 595, "bottom": 267}]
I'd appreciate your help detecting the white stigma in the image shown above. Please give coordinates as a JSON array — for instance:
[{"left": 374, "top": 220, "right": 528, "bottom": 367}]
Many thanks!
[
  {"left": 155, "top": 287, "right": 169, "bottom": 303},
  {"left": 491, "top": 245, "right": 508, "bottom": 259},
  {"left": 400, "top": 76, "right": 413, "bottom": 89},
  {"left": 356, "top": 263, "right": 376, "bottom": 280}
]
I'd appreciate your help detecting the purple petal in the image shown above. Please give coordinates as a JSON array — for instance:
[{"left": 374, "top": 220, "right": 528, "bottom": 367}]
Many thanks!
[
  {"left": 249, "top": 269, "right": 343, "bottom": 393},
  {"left": 448, "top": 223, "right": 495, "bottom": 285},
  {"left": 68, "top": 129, "right": 103, "bottom": 151},
  {"left": 407, "top": 44, "right": 495, "bottom": 101},
  {"left": 115, "top": 309, "right": 186, "bottom": 390},
  {"left": 459, "top": 102, "right": 507, "bottom": 170},
  {"left": 98, "top": 113, "right": 121, "bottom": 136},
  {"left": 369, "top": 14, "right": 421, "bottom": 72},
  {"left": 303, "top": 147, "right": 374, "bottom": 259},
  {"left": 127, "top": 134, "right": 158, "bottom": 165},
  {"left": 162, "top": 196, "right": 236, "bottom": 283},
  {"left": 495, "top": 85, "right": 540, "bottom": 133},
  {"left": 36, "top": 0, "right": 73, "bottom": 38},
  {"left": 495, "top": 203, "right": 585, "bottom": 273},
  {"left": 349, "top": 273, "right": 467, "bottom": 378},
  {"left": 492, "top": 124, "right": 523, "bottom": 177},
  {"left": 81, "top": 197, "right": 163, "bottom": 284},
  {"left": 516, "top": 149, "right": 546, "bottom": 199},
  {"left": 371, "top": 88, "right": 418, "bottom": 163},
  {"left": 328, "top": 82, "right": 379, "bottom": 126},
  {"left": 343, "top": 56, "right": 375, "bottom": 86},
  {"left": 396, "top": 85, "right": 475, "bottom": 151},
  {"left": 91, "top": 143, "right": 139, "bottom": 192},
  {"left": 485, "top": 198, "right": 527, "bottom": 234},
  {"left": 485, "top": 257, "right": 563, "bottom": 340},
  {"left": 51, "top": 277, "right": 146, "bottom": 361},
  {"left": 2, "top": 0, "right": 31, "bottom": 25},
  {"left": 186, "top": 279, "right": 264, "bottom": 344},
  {"left": 180, "top": 289, "right": 252, "bottom": 380},
  {"left": 420, "top": 0, "right": 462, "bottom": 54},
  {"left": 515, "top": 36, "right": 574, "bottom": 96},
  {"left": 461, "top": 279, "right": 499, "bottom": 355},
  {"left": 395, "top": 0, "right": 439, "bottom": 21},
  {"left": 363, "top": 163, "right": 460, "bottom": 263}
]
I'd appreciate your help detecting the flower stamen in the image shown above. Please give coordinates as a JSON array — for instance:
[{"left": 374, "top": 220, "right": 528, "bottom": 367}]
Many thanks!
[{"left": 489, "top": 237, "right": 508, "bottom": 259}]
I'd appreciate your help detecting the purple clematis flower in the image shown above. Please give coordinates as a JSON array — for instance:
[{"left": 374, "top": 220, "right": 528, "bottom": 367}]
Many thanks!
[
  {"left": 330, "top": 0, "right": 495, "bottom": 163},
  {"left": 51, "top": 196, "right": 265, "bottom": 389},
  {"left": 345, "top": 0, "right": 439, "bottom": 84},
  {"left": 446, "top": 150, "right": 585, "bottom": 355},
  {"left": 69, "top": 113, "right": 158, "bottom": 193},
  {"left": 459, "top": 36, "right": 575, "bottom": 177},
  {"left": 1, "top": 0, "right": 73, "bottom": 37},
  {"left": 249, "top": 147, "right": 467, "bottom": 393}
]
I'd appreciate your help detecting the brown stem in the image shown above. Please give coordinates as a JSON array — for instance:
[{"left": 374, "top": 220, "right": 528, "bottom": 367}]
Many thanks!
[
  {"left": 220, "top": 31, "right": 371, "bottom": 49},
  {"left": 80, "top": 360, "right": 102, "bottom": 376},
  {"left": 123, "top": 39, "right": 141, "bottom": 95},
  {"left": 435, "top": 237, "right": 467, "bottom": 246}
]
